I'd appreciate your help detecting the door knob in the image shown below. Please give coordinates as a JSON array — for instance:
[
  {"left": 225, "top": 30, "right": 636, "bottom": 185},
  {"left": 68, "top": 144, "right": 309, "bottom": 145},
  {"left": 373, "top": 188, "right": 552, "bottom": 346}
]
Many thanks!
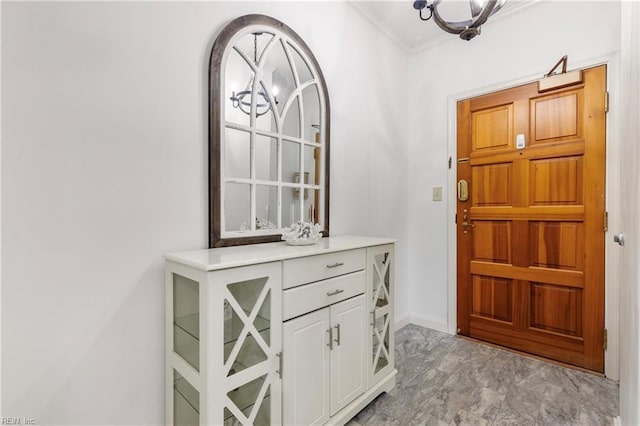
[{"left": 614, "top": 233, "right": 625, "bottom": 246}]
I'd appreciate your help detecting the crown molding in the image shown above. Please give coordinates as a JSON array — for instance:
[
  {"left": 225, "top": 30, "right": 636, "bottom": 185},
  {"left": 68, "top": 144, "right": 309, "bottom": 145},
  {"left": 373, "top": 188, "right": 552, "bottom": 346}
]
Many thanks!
[{"left": 348, "top": 1, "right": 412, "bottom": 55}]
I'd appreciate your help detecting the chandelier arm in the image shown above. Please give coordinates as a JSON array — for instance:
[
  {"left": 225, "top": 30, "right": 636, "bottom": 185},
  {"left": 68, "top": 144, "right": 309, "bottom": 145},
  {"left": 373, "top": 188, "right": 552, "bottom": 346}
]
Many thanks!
[
  {"left": 469, "top": 0, "right": 484, "bottom": 18},
  {"left": 489, "top": 0, "right": 507, "bottom": 17}
]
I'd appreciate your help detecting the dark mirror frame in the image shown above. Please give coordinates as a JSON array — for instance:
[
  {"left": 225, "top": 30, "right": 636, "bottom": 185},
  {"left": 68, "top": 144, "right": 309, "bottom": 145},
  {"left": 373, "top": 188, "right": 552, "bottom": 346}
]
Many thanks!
[{"left": 209, "top": 14, "right": 330, "bottom": 248}]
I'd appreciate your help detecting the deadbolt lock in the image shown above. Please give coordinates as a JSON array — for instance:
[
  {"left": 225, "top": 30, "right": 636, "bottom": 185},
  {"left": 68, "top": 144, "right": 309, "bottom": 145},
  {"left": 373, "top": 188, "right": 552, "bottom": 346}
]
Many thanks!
[{"left": 457, "top": 180, "right": 469, "bottom": 201}]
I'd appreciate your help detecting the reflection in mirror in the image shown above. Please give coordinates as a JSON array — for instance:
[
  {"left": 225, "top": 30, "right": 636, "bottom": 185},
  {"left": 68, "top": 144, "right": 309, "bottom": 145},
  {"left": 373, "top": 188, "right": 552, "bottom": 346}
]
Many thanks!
[
  {"left": 224, "top": 128, "right": 250, "bottom": 179},
  {"left": 254, "top": 81, "right": 277, "bottom": 133},
  {"left": 288, "top": 43, "right": 313, "bottom": 85},
  {"left": 225, "top": 183, "right": 251, "bottom": 232},
  {"left": 228, "top": 33, "right": 278, "bottom": 126},
  {"left": 304, "top": 145, "right": 319, "bottom": 188},
  {"left": 234, "top": 32, "right": 273, "bottom": 66},
  {"left": 283, "top": 97, "right": 300, "bottom": 138},
  {"left": 282, "top": 140, "right": 300, "bottom": 183},
  {"left": 302, "top": 84, "right": 321, "bottom": 142},
  {"left": 306, "top": 189, "right": 320, "bottom": 224},
  {"left": 263, "top": 40, "right": 296, "bottom": 116},
  {"left": 225, "top": 49, "right": 254, "bottom": 127},
  {"left": 255, "top": 135, "right": 278, "bottom": 181},
  {"left": 281, "top": 195, "right": 298, "bottom": 227},
  {"left": 256, "top": 185, "right": 278, "bottom": 229}
]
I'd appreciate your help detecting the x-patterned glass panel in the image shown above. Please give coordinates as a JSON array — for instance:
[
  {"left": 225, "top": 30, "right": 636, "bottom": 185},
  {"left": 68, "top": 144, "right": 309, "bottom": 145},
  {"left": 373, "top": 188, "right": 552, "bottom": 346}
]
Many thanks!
[
  {"left": 224, "top": 277, "right": 271, "bottom": 376},
  {"left": 372, "top": 312, "right": 390, "bottom": 374},
  {"left": 224, "top": 375, "right": 270, "bottom": 426},
  {"left": 373, "top": 252, "right": 391, "bottom": 309}
]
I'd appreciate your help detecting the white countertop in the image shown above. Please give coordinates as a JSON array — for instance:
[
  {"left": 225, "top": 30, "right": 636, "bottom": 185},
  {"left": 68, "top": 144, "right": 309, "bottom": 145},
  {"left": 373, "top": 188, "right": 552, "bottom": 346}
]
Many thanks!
[{"left": 164, "top": 235, "right": 396, "bottom": 271}]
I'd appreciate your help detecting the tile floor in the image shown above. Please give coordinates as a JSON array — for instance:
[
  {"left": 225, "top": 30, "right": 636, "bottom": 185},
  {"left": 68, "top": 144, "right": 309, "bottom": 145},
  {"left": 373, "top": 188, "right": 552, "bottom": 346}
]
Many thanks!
[{"left": 349, "top": 324, "right": 619, "bottom": 426}]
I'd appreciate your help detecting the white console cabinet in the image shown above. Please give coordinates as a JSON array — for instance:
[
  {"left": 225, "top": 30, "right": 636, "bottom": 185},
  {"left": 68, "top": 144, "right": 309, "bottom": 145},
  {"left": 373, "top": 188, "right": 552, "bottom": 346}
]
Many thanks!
[{"left": 165, "top": 236, "right": 396, "bottom": 426}]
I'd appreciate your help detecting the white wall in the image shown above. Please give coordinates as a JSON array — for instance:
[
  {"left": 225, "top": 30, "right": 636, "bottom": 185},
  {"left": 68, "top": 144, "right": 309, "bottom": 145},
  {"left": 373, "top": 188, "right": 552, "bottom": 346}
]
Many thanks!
[
  {"left": 1, "top": 2, "right": 410, "bottom": 424},
  {"left": 618, "top": 2, "right": 640, "bottom": 424},
  {"left": 406, "top": 1, "right": 621, "bottom": 333}
]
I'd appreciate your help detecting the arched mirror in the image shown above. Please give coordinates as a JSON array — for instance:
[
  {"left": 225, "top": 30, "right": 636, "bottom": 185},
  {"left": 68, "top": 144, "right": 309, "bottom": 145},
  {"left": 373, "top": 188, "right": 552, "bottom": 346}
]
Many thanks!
[{"left": 209, "top": 14, "right": 330, "bottom": 247}]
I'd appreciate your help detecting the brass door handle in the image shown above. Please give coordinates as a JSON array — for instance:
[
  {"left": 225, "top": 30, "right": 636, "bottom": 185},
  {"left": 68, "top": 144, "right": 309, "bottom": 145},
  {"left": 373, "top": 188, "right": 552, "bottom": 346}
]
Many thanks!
[{"left": 462, "top": 222, "right": 475, "bottom": 228}]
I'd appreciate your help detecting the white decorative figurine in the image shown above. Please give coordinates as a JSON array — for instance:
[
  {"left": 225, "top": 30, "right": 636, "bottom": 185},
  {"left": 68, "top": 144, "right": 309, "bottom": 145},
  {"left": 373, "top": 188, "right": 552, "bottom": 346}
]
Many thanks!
[{"left": 281, "top": 222, "right": 323, "bottom": 246}]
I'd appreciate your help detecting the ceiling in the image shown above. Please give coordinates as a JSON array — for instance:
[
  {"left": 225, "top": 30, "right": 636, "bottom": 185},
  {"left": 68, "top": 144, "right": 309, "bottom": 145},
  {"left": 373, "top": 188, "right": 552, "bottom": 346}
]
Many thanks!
[{"left": 352, "top": 0, "right": 535, "bottom": 54}]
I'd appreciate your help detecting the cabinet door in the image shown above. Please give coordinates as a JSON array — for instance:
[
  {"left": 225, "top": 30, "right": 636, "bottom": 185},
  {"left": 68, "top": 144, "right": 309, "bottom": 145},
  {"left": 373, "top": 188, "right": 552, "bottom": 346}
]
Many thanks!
[
  {"left": 208, "top": 262, "right": 282, "bottom": 426},
  {"left": 282, "top": 308, "right": 331, "bottom": 426},
  {"left": 367, "top": 244, "right": 395, "bottom": 387},
  {"left": 330, "top": 294, "right": 367, "bottom": 415}
]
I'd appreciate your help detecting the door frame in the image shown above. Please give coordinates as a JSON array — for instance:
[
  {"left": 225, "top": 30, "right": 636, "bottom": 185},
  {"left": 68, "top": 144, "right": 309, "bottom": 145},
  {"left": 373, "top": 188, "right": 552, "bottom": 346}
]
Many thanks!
[{"left": 445, "top": 52, "right": 621, "bottom": 380}]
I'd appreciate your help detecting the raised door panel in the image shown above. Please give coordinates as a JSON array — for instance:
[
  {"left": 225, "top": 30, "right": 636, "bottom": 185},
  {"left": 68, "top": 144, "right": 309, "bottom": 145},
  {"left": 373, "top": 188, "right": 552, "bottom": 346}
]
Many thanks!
[
  {"left": 330, "top": 295, "right": 367, "bottom": 416},
  {"left": 471, "top": 163, "right": 513, "bottom": 206},
  {"left": 472, "top": 221, "right": 511, "bottom": 264},
  {"left": 282, "top": 308, "right": 330, "bottom": 426},
  {"left": 530, "top": 156, "right": 583, "bottom": 206},
  {"left": 530, "top": 222, "right": 585, "bottom": 271},
  {"left": 471, "top": 275, "right": 513, "bottom": 323},
  {"left": 531, "top": 91, "right": 583, "bottom": 143},
  {"left": 530, "top": 283, "right": 583, "bottom": 337},
  {"left": 471, "top": 104, "right": 513, "bottom": 152}
]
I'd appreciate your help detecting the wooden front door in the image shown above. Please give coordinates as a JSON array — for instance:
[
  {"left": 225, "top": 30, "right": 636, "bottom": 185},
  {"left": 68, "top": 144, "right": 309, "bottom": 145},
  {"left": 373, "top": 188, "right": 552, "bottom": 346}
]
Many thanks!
[{"left": 456, "top": 65, "right": 607, "bottom": 372}]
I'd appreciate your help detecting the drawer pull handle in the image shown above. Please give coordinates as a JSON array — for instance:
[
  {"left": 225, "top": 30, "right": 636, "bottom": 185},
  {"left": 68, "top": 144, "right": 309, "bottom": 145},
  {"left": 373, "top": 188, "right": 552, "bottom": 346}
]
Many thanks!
[
  {"left": 326, "top": 262, "right": 345, "bottom": 269},
  {"left": 327, "top": 289, "right": 344, "bottom": 296},
  {"left": 335, "top": 324, "right": 341, "bottom": 346}
]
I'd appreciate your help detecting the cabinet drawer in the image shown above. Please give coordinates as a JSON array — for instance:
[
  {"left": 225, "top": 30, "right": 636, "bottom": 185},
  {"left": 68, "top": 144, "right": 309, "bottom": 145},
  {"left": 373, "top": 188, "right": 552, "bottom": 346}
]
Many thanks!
[
  {"left": 283, "top": 271, "right": 365, "bottom": 321},
  {"left": 283, "top": 248, "right": 366, "bottom": 290}
]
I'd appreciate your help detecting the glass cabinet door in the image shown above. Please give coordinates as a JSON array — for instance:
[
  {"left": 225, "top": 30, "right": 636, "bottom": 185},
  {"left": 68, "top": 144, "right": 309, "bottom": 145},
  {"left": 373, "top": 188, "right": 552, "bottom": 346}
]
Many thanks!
[
  {"left": 173, "top": 274, "right": 200, "bottom": 371},
  {"left": 174, "top": 370, "right": 199, "bottom": 426},
  {"left": 368, "top": 245, "right": 394, "bottom": 385},
  {"left": 169, "top": 270, "right": 201, "bottom": 426},
  {"left": 215, "top": 262, "right": 282, "bottom": 426}
]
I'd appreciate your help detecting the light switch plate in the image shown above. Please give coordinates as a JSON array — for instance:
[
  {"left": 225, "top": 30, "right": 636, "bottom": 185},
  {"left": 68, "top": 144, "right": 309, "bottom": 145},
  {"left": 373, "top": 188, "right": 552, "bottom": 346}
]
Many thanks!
[{"left": 433, "top": 187, "right": 443, "bottom": 201}]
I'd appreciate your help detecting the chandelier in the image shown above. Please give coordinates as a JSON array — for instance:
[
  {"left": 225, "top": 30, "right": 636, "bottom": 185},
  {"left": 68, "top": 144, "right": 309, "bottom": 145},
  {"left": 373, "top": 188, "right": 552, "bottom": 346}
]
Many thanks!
[
  {"left": 229, "top": 32, "right": 278, "bottom": 117},
  {"left": 413, "top": 0, "right": 507, "bottom": 41}
]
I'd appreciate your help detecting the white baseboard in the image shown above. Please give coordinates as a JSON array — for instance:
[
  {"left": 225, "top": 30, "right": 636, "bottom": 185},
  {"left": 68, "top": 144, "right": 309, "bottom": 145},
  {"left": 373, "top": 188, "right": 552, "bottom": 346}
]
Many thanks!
[
  {"left": 409, "top": 313, "right": 449, "bottom": 334},
  {"left": 394, "top": 313, "right": 410, "bottom": 331}
]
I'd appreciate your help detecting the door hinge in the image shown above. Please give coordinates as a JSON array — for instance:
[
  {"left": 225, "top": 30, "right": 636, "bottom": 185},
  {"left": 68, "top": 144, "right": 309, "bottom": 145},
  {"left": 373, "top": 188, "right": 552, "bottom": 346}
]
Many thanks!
[
  {"left": 604, "top": 91, "right": 609, "bottom": 113},
  {"left": 604, "top": 211, "right": 609, "bottom": 232},
  {"left": 448, "top": 157, "right": 452, "bottom": 169},
  {"left": 603, "top": 329, "right": 608, "bottom": 350}
]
